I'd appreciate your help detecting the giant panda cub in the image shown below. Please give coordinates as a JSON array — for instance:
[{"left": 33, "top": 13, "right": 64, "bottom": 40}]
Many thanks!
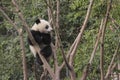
[{"left": 28, "top": 18, "right": 53, "bottom": 65}]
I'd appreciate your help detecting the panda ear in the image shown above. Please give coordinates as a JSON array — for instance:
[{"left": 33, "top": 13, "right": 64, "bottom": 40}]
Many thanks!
[{"left": 35, "top": 19, "right": 41, "bottom": 24}]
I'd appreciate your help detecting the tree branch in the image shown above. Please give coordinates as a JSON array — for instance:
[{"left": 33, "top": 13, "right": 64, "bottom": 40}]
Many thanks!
[
  {"left": 105, "top": 43, "right": 120, "bottom": 80},
  {"left": 0, "top": 7, "right": 28, "bottom": 80},
  {"left": 109, "top": 16, "right": 120, "bottom": 29},
  {"left": 100, "top": 1, "right": 112, "bottom": 80},
  {"left": 11, "top": 0, "right": 55, "bottom": 79},
  {"left": 89, "top": 19, "right": 104, "bottom": 64},
  {"left": 56, "top": 0, "right": 72, "bottom": 71},
  {"left": 68, "top": 0, "right": 94, "bottom": 79},
  {"left": 0, "top": 7, "right": 19, "bottom": 32},
  {"left": 80, "top": 18, "right": 104, "bottom": 80},
  {"left": 19, "top": 29, "right": 28, "bottom": 80}
]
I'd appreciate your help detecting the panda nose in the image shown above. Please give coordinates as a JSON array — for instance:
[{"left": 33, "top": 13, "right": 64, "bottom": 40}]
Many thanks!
[
  {"left": 50, "top": 27, "right": 53, "bottom": 31},
  {"left": 47, "top": 28, "right": 53, "bottom": 33},
  {"left": 51, "top": 28, "right": 53, "bottom": 31}
]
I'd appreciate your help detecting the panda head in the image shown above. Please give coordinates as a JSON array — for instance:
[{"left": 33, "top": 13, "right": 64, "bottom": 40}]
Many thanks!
[{"left": 32, "top": 19, "right": 53, "bottom": 33}]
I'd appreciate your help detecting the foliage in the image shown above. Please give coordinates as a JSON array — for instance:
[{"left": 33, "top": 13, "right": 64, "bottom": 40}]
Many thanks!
[{"left": 0, "top": 0, "right": 120, "bottom": 80}]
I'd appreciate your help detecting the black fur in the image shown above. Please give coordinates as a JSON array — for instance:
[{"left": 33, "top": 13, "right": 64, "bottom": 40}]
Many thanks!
[
  {"left": 41, "top": 45, "right": 52, "bottom": 57},
  {"left": 35, "top": 45, "right": 52, "bottom": 65},
  {"left": 28, "top": 30, "right": 52, "bottom": 65},
  {"left": 35, "top": 19, "right": 41, "bottom": 24},
  {"left": 36, "top": 53, "right": 43, "bottom": 65},
  {"left": 28, "top": 30, "right": 51, "bottom": 45}
]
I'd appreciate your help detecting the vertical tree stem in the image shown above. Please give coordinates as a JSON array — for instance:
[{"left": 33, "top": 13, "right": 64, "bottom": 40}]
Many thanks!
[
  {"left": 100, "top": 0, "right": 112, "bottom": 80},
  {"left": 19, "top": 29, "right": 28, "bottom": 80}
]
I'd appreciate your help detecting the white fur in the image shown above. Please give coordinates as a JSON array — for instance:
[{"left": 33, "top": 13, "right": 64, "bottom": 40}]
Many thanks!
[
  {"left": 29, "top": 19, "right": 52, "bottom": 58},
  {"left": 31, "top": 19, "right": 52, "bottom": 33},
  {"left": 29, "top": 45, "right": 36, "bottom": 57}
]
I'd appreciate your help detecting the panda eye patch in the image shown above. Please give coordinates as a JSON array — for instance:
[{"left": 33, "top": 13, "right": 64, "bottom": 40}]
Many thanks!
[{"left": 45, "top": 25, "right": 49, "bottom": 29}]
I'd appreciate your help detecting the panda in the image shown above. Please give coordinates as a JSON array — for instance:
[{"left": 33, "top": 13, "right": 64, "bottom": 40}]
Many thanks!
[{"left": 28, "top": 18, "right": 53, "bottom": 65}]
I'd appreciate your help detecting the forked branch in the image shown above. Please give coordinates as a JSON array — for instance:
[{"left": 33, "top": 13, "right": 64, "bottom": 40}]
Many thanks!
[
  {"left": 0, "top": 7, "right": 28, "bottom": 80},
  {"left": 105, "top": 43, "right": 120, "bottom": 79}
]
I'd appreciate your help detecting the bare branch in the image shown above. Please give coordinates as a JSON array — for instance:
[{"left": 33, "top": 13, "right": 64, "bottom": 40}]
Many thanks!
[
  {"left": 54, "top": 0, "right": 60, "bottom": 71},
  {"left": 56, "top": 0, "right": 60, "bottom": 29},
  {"left": 105, "top": 43, "right": 120, "bottom": 80},
  {"left": 109, "top": 16, "right": 120, "bottom": 29},
  {"left": 69, "top": 0, "right": 94, "bottom": 65},
  {"left": 0, "top": 7, "right": 28, "bottom": 80},
  {"left": 100, "top": 0, "right": 112, "bottom": 80},
  {"left": 56, "top": 0, "right": 72, "bottom": 71},
  {"left": 80, "top": 18, "right": 104, "bottom": 80},
  {"left": 19, "top": 29, "right": 28, "bottom": 80},
  {"left": 46, "top": 0, "right": 52, "bottom": 22},
  {"left": 89, "top": 19, "right": 104, "bottom": 64},
  {"left": 69, "top": 0, "right": 94, "bottom": 79},
  {"left": 46, "top": 0, "right": 60, "bottom": 77},
  {"left": 11, "top": 0, "right": 55, "bottom": 79},
  {"left": 60, "top": 38, "right": 77, "bottom": 69},
  {"left": 0, "top": 7, "right": 19, "bottom": 32},
  {"left": 59, "top": 0, "right": 94, "bottom": 79},
  {"left": 80, "top": 1, "right": 113, "bottom": 78},
  {"left": 12, "top": 0, "right": 36, "bottom": 45},
  {"left": 46, "top": 0, "right": 71, "bottom": 72}
]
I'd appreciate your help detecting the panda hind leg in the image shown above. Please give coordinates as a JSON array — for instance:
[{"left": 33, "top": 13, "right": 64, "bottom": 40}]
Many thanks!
[
  {"left": 34, "top": 53, "right": 43, "bottom": 79},
  {"left": 35, "top": 53, "right": 43, "bottom": 65},
  {"left": 40, "top": 45, "right": 52, "bottom": 58},
  {"left": 35, "top": 45, "right": 52, "bottom": 65}
]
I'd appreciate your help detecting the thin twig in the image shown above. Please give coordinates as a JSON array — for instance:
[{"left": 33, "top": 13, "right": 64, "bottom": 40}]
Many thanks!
[
  {"left": 46, "top": 0, "right": 60, "bottom": 78},
  {"left": 68, "top": 0, "right": 94, "bottom": 80},
  {"left": 89, "top": 19, "right": 104, "bottom": 64},
  {"left": 105, "top": 43, "right": 120, "bottom": 80},
  {"left": 46, "top": 0, "right": 58, "bottom": 75},
  {"left": 0, "top": 7, "right": 19, "bottom": 32},
  {"left": 109, "top": 16, "right": 120, "bottom": 28},
  {"left": 69, "top": 0, "right": 94, "bottom": 64},
  {"left": 80, "top": 18, "right": 104, "bottom": 80}
]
